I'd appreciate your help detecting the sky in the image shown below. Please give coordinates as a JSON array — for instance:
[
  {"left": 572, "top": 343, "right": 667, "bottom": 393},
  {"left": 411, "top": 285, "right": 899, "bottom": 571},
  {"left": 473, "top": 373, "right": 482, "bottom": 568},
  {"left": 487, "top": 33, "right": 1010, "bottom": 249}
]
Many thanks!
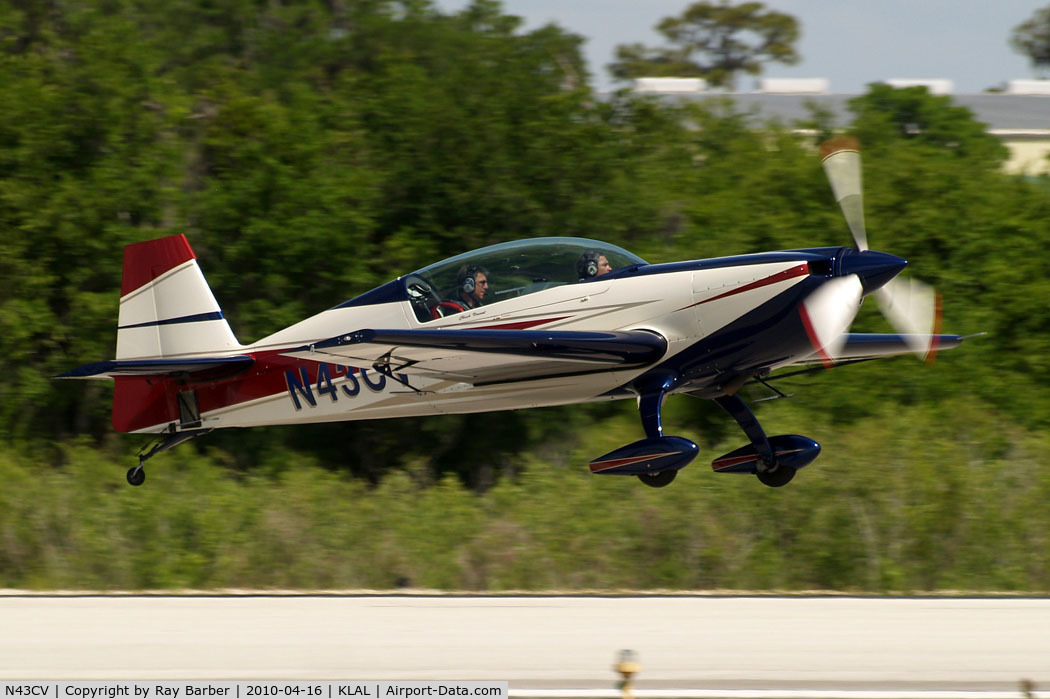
[{"left": 435, "top": 0, "right": 1050, "bottom": 94}]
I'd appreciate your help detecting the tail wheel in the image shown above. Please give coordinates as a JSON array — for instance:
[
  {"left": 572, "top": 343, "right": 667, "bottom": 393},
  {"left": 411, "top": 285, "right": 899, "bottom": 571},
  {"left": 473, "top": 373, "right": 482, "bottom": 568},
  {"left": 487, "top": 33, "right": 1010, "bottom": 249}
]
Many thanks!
[
  {"left": 637, "top": 471, "right": 677, "bottom": 488},
  {"left": 757, "top": 466, "right": 795, "bottom": 488}
]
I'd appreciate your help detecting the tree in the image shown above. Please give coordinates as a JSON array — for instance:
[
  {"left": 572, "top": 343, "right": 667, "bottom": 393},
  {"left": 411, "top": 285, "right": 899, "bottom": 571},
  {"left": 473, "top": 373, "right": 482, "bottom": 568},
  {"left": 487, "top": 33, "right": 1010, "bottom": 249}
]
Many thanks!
[
  {"left": 608, "top": 1, "right": 799, "bottom": 89},
  {"left": 848, "top": 84, "right": 1007, "bottom": 165},
  {"left": 1011, "top": 4, "right": 1050, "bottom": 76},
  {"left": 0, "top": 0, "right": 697, "bottom": 486}
]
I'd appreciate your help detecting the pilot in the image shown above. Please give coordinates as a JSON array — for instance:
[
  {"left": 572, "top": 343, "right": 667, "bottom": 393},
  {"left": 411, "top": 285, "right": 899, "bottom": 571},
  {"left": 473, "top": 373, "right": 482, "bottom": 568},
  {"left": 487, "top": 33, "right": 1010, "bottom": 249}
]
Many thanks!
[
  {"left": 576, "top": 250, "right": 612, "bottom": 280},
  {"left": 456, "top": 264, "right": 489, "bottom": 309}
]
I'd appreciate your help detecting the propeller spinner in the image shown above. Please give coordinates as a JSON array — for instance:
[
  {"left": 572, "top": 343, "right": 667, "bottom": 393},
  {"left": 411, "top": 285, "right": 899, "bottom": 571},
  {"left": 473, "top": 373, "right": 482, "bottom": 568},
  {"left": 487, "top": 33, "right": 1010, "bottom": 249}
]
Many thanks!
[{"left": 819, "top": 137, "right": 942, "bottom": 362}]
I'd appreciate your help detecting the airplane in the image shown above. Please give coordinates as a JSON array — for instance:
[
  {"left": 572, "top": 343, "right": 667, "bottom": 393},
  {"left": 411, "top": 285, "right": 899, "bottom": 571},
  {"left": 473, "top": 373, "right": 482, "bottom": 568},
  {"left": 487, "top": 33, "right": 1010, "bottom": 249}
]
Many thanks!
[{"left": 59, "top": 138, "right": 968, "bottom": 488}]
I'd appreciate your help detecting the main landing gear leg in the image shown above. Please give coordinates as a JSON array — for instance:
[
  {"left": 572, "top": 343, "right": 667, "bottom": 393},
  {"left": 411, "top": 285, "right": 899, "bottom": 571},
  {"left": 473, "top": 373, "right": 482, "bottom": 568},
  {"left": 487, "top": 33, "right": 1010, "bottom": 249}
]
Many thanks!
[
  {"left": 638, "top": 373, "right": 677, "bottom": 440},
  {"left": 635, "top": 373, "right": 679, "bottom": 488},
  {"left": 714, "top": 394, "right": 795, "bottom": 487},
  {"left": 588, "top": 371, "right": 698, "bottom": 487},
  {"left": 128, "top": 428, "right": 212, "bottom": 486}
]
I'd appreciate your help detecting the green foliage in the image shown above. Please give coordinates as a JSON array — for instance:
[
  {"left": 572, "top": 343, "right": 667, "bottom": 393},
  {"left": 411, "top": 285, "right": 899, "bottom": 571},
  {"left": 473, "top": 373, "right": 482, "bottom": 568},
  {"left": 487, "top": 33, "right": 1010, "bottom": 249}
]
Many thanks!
[
  {"left": 849, "top": 84, "right": 1008, "bottom": 164},
  {"left": 608, "top": 2, "right": 799, "bottom": 88},
  {"left": 3, "top": 398, "right": 1050, "bottom": 592},
  {"left": 1011, "top": 3, "right": 1050, "bottom": 74}
]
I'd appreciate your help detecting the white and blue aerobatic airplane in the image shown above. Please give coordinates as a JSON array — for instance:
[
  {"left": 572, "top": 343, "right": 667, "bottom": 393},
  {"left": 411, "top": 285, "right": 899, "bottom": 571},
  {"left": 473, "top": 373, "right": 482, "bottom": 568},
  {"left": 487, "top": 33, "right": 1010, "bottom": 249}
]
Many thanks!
[{"left": 60, "top": 139, "right": 968, "bottom": 487}]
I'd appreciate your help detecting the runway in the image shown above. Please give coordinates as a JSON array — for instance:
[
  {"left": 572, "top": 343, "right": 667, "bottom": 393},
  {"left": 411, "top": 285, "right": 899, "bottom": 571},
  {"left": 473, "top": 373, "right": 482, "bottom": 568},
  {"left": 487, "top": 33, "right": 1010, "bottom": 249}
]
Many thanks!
[{"left": 2, "top": 595, "right": 1047, "bottom": 693}]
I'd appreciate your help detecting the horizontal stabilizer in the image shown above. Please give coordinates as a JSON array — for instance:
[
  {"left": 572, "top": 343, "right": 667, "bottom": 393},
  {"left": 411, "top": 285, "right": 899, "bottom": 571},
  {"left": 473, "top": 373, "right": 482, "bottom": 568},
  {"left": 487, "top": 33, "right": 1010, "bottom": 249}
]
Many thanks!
[
  {"left": 57, "top": 355, "right": 254, "bottom": 380},
  {"left": 282, "top": 328, "right": 667, "bottom": 384}
]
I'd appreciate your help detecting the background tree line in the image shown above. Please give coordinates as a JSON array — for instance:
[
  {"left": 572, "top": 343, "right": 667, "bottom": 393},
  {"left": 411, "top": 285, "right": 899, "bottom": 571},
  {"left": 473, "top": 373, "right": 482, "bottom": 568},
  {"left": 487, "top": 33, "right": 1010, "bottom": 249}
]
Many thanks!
[{"left": 1, "top": 0, "right": 1049, "bottom": 589}]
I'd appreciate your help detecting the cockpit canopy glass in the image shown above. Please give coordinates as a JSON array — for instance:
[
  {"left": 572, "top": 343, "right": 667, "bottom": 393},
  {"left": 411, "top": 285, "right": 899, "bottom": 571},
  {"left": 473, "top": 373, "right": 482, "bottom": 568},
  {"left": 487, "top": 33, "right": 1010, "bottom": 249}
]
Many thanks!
[{"left": 402, "top": 237, "right": 647, "bottom": 323}]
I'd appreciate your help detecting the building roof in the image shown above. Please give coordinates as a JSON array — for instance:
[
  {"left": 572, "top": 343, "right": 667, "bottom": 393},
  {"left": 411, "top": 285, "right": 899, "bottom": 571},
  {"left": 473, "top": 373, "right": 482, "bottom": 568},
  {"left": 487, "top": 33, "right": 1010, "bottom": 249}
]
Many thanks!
[{"left": 649, "top": 92, "right": 1050, "bottom": 132}]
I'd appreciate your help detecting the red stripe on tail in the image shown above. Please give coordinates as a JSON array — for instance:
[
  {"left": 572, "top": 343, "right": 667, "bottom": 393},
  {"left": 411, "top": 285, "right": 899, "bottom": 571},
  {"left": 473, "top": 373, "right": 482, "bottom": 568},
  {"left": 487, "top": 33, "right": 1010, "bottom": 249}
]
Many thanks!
[{"left": 120, "top": 234, "right": 196, "bottom": 296}]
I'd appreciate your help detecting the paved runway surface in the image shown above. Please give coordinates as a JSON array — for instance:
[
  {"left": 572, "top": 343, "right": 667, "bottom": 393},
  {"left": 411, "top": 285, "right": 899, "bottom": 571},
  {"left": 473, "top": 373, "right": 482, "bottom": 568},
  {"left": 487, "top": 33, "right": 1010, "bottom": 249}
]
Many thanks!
[{"left": 1, "top": 595, "right": 1047, "bottom": 689}]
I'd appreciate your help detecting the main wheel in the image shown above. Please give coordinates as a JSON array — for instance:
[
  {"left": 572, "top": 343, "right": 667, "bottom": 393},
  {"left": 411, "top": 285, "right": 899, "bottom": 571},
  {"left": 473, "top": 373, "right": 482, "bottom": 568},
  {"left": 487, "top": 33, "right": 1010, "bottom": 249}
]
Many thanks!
[
  {"left": 126, "top": 466, "right": 145, "bottom": 487},
  {"left": 637, "top": 470, "right": 677, "bottom": 488},
  {"left": 757, "top": 465, "right": 795, "bottom": 488}
]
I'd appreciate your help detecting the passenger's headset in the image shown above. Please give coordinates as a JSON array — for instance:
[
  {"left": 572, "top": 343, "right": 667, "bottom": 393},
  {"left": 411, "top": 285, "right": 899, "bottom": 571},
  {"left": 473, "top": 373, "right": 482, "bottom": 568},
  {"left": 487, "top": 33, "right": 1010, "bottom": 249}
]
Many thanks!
[
  {"left": 460, "top": 265, "right": 479, "bottom": 295},
  {"left": 578, "top": 251, "right": 601, "bottom": 280}
]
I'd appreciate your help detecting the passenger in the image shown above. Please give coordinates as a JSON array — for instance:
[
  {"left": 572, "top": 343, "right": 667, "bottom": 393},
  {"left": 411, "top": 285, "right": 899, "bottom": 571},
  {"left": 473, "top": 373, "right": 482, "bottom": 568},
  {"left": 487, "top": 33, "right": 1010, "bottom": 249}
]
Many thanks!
[{"left": 576, "top": 250, "right": 612, "bottom": 280}]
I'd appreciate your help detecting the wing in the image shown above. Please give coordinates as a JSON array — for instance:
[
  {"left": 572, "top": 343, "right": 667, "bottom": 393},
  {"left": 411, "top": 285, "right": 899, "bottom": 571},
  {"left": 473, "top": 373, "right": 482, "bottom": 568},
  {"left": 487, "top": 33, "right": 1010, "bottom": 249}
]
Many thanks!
[
  {"left": 280, "top": 328, "right": 667, "bottom": 385},
  {"left": 798, "top": 332, "right": 966, "bottom": 367},
  {"left": 57, "top": 356, "right": 255, "bottom": 380}
]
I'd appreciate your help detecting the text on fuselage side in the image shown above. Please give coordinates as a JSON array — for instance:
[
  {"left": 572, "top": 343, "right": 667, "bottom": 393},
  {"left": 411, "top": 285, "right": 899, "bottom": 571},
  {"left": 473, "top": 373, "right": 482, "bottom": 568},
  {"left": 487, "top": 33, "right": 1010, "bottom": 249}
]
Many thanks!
[{"left": 284, "top": 363, "right": 409, "bottom": 410}]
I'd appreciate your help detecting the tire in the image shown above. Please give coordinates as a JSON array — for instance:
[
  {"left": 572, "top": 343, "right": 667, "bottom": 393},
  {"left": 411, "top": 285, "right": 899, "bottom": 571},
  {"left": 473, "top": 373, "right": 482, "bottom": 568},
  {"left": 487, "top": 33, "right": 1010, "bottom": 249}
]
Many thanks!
[
  {"left": 757, "top": 466, "right": 795, "bottom": 488},
  {"left": 637, "top": 470, "right": 677, "bottom": 488}
]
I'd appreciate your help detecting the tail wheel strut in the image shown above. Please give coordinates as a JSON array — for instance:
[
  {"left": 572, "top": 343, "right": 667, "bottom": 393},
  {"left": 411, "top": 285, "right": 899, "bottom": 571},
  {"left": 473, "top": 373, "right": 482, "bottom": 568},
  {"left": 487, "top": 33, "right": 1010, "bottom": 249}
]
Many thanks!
[{"left": 129, "top": 428, "right": 212, "bottom": 486}]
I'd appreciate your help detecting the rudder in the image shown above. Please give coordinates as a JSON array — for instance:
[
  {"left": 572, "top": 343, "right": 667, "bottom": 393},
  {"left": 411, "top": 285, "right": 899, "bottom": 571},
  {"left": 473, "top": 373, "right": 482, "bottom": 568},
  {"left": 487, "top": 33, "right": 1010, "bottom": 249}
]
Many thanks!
[{"left": 116, "top": 234, "right": 241, "bottom": 360}]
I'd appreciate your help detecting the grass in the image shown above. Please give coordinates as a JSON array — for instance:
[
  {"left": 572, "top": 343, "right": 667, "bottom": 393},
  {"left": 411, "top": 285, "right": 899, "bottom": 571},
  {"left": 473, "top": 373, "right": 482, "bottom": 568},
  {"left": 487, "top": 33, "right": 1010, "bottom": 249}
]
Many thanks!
[{"left": 2, "top": 397, "right": 1048, "bottom": 593}]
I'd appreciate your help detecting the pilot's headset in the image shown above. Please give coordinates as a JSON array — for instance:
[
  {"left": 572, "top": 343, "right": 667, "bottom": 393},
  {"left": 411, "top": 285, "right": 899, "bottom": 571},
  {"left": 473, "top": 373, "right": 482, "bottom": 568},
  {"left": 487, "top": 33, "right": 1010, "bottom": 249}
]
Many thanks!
[
  {"left": 577, "top": 250, "right": 601, "bottom": 280},
  {"left": 459, "top": 265, "right": 480, "bottom": 295}
]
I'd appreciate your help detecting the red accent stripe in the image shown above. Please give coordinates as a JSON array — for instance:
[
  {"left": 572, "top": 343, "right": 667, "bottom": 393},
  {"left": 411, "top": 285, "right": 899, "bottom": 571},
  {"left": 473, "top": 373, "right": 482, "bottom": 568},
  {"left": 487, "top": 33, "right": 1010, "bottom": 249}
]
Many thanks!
[
  {"left": 589, "top": 452, "right": 680, "bottom": 473},
  {"left": 121, "top": 234, "right": 197, "bottom": 296},
  {"left": 798, "top": 302, "right": 836, "bottom": 369},
  {"left": 712, "top": 454, "right": 759, "bottom": 470},
  {"left": 925, "top": 293, "right": 943, "bottom": 365},
  {"left": 472, "top": 316, "right": 570, "bottom": 330},
  {"left": 679, "top": 263, "right": 810, "bottom": 312},
  {"left": 712, "top": 448, "right": 804, "bottom": 472}
]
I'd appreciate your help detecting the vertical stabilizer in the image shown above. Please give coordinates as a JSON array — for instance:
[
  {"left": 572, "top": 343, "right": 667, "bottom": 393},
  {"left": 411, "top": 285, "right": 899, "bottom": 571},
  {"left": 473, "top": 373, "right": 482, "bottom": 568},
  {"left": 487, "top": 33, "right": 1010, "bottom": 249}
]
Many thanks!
[{"left": 116, "top": 234, "right": 241, "bottom": 359}]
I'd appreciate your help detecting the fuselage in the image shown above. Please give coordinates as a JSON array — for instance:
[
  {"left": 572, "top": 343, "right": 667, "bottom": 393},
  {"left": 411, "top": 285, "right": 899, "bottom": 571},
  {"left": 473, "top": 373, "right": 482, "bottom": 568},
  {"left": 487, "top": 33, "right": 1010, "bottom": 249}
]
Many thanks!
[{"left": 120, "top": 240, "right": 857, "bottom": 435}]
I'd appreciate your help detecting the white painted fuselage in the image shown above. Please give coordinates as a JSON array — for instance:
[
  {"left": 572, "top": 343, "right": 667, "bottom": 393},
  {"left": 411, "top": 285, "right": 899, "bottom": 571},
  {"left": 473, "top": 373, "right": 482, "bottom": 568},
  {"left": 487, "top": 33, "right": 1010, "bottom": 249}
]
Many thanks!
[{"left": 184, "top": 256, "right": 822, "bottom": 435}]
